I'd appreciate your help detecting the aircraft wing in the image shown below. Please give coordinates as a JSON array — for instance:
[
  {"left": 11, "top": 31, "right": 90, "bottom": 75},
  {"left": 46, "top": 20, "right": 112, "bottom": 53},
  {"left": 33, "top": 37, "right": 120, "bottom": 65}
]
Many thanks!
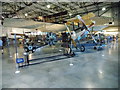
[
  {"left": 66, "top": 12, "right": 95, "bottom": 26},
  {"left": 3, "top": 13, "right": 96, "bottom": 34},
  {"left": 3, "top": 18, "right": 66, "bottom": 33},
  {"left": 81, "top": 12, "right": 95, "bottom": 20}
]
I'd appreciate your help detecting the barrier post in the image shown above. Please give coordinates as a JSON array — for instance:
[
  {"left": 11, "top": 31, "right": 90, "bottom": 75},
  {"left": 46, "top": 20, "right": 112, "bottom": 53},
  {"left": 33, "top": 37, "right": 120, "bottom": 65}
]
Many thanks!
[
  {"left": 26, "top": 53, "right": 29, "bottom": 66},
  {"left": 24, "top": 52, "right": 29, "bottom": 66},
  {"left": 14, "top": 34, "right": 20, "bottom": 74}
]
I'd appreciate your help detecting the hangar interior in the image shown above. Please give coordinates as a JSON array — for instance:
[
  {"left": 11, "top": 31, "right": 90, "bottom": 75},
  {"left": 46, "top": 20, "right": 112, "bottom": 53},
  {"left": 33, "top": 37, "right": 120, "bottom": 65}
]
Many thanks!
[{"left": 0, "top": 1, "right": 119, "bottom": 88}]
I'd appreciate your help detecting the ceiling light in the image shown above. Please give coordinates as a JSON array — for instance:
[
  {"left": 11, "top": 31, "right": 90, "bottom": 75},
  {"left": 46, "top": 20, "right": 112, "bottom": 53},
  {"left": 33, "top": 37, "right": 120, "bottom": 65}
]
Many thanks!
[
  {"left": 25, "top": 13, "right": 28, "bottom": 16},
  {"left": 47, "top": 5, "right": 51, "bottom": 8},
  {"left": 69, "top": 13, "right": 72, "bottom": 16},
  {"left": 102, "top": 7, "right": 106, "bottom": 11}
]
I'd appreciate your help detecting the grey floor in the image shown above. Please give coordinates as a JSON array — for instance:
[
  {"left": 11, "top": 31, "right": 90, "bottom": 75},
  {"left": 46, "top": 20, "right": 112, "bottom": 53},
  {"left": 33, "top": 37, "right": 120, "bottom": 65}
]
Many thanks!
[{"left": 1, "top": 40, "right": 119, "bottom": 88}]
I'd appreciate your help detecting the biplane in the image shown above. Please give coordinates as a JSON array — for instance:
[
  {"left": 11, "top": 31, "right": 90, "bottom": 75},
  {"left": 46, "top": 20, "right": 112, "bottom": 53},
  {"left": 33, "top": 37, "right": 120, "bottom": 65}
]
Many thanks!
[
  {"left": 59, "top": 13, "right": 98, "bottom": 56},
  {"left": 3, "top": 12, "right": 104, "bottom": 56}
]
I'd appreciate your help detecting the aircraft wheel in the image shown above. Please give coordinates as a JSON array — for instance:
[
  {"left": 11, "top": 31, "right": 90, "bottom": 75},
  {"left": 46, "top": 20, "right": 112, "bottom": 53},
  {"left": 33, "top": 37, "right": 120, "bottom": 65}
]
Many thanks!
[
  {"left": 94, "top": 46, "right": 97, "bottom": 50},
  {"left": 79, "top": 45, "right": 85, "bottom": 52}
]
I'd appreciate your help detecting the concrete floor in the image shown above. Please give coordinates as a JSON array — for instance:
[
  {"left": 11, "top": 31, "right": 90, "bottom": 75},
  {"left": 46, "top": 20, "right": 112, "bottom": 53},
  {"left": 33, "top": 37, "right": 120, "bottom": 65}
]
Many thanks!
[{"left": 1, "top": 40, "right": 119, "bottom": 88}]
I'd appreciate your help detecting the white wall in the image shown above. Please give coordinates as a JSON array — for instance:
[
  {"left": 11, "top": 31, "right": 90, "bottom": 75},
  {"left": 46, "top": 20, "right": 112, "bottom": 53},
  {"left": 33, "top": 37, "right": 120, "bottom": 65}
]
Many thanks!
[
  {"left": 1, "top": 27, "right": 12, "bottom": 38},
  {"left": 1, "top": 27, "right": 36, "bottom": 38}
]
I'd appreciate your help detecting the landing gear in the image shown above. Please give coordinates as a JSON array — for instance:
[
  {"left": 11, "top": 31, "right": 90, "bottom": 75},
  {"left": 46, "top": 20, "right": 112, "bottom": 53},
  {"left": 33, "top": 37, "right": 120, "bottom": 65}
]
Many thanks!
[
  {"left": 78, "top": 44, "right": 85, "bottom": 52},
  {"left": 76, "top": 40, "right": 85, "bottom": 52}
]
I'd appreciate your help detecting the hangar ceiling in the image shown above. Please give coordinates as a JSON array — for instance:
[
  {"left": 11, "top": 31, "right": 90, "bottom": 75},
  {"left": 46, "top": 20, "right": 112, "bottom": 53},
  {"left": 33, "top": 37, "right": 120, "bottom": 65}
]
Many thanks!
[
  {"left": 1, "top": 2, "right": 119, "bottom": 34},
  {"left": 1, "top": 2, "right": 119, "bottom": 22}
]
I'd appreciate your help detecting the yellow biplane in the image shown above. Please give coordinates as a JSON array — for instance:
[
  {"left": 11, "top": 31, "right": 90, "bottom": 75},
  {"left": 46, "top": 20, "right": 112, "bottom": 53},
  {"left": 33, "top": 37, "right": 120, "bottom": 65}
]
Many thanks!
[{"left": 62, "top": 12, "right": 97, "bottom": 54}]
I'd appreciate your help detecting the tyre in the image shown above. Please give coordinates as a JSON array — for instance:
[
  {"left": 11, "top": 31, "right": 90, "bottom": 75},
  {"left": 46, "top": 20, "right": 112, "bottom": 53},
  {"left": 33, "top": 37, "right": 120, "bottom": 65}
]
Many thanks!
[
  {"left": 79, "top": 45, "right": 85, "bottom": 52},
  {"left": 94, "top": 46, "right": 97, "bottom": 50}
]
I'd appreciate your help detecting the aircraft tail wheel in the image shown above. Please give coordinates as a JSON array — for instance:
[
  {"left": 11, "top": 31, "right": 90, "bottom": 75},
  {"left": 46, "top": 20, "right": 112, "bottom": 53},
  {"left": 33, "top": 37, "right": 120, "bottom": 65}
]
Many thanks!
[
  {"left": 79, "top": 45, "right": 85, "bottom": 52},
  {"left": 94, "top": 46, "right": 97, "bottom": 50}
]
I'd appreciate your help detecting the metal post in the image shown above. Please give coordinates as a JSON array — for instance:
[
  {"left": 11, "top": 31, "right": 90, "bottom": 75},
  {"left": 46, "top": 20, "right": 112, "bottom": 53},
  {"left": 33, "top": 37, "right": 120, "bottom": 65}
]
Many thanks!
[
  {"left": 26, "top": 53, "right": 29, "bottom": 66},
  {"left": 72, "top": 22, "right": 75, "bottom": 30},
  {"left": 15, "top": 34, "right": 18, "bottom": 59},
  {"left": 14, "top": 34, "right": 20, "bottom": 74}
]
